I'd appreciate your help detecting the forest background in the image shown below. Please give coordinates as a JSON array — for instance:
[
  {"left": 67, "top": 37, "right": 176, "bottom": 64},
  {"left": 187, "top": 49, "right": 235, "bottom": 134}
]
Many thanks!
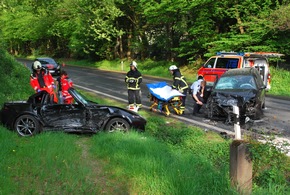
[{"left": 1, "top": 0, "right": 290, "bottom": 67}]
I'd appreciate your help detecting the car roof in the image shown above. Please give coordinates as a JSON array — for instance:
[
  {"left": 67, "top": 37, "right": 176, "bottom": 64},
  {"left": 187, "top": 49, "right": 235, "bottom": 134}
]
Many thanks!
[
  {"left": 35, "top": 57, "right": 57, "bottom": 65},
  {"left": 222, "top": 67, "right": 259, "bottom": 77},
  {"left": 36, "top": 57, "right": 54, "bottom": 61}
]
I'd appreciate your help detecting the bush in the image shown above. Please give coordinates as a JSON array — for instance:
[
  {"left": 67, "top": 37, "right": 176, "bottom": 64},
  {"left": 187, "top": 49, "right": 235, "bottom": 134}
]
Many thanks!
[{"left": 0, "top": 48, "right": 33, "bottom": 105}]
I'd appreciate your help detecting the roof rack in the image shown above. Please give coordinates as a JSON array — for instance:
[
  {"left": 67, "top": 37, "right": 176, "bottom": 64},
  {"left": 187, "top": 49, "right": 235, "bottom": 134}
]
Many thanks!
[
  {"left": 216, "top": 51, "right": 284, "bottom": 58},
  {"left": 244, "top": 52, "right": 284, "bottom": 58}
]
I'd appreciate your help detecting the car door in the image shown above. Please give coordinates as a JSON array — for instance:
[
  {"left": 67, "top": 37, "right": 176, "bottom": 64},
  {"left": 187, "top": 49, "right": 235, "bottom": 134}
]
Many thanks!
[{"left": 40, "top": 104, "right": 86, "bottom": 129}]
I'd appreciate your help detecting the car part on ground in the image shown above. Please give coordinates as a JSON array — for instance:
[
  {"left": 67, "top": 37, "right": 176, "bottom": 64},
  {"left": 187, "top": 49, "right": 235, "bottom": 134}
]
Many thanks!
[{"left": 0, "top": 88, "right": 146, "bottom": 137}]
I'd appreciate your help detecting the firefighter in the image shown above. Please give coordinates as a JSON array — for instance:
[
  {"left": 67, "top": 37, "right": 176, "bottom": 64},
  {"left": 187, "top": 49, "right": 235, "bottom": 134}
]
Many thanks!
[
  {"left": 60, "top": 70, "right": 74, "bottom": 104},
  {"left": 169, "top": 65, "right": 189, "bottom": 114},
  {"left": 30, "top": 60, "right": 58, "bottom": 103},
  {"left": 125, "top": 61, "right": 142, "bottom": 110}
]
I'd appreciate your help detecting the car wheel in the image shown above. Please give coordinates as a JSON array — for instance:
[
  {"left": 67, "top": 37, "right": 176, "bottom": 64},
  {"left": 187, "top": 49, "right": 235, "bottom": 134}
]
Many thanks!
[
  {"left": 253, "top": 105, "right": 263, "bottom": 120},
  {"left": 105, "top": 118, "right": 130, "bottom": 132},
  {"left": 14, "top": 115, "right": 42, "bottom": 137}
]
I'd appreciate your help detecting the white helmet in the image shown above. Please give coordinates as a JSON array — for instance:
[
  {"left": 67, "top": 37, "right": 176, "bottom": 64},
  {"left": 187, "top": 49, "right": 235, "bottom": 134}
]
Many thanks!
[
  {"left": 169, "top": 65, "right": 178, "bottom": 71},
  {"left": 130, "top": 61, "right": 137, "bottom": 68},
  {"left": 33, "top": 61, "right": 42, "bottom": 70}
]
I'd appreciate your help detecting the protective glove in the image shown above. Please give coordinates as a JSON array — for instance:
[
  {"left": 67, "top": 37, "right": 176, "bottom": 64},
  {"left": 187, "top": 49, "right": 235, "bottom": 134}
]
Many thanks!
[
  {"left": 37, "top": 89, "right": 41, "bottom": 92},
  {"left": 52, "top": 84, "right": 56, "bottom": 89}
]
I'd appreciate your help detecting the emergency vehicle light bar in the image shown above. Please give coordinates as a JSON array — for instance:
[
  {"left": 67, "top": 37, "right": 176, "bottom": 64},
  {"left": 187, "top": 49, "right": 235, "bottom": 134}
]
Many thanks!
[{"left": 216, "top": 51, "right": 244, "bottom": 56}]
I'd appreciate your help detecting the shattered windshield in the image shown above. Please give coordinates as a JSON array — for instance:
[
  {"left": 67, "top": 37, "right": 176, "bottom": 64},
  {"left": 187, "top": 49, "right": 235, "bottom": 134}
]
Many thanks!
[{"left": 215, "top": 75, "right": 257, "bottom": 90}]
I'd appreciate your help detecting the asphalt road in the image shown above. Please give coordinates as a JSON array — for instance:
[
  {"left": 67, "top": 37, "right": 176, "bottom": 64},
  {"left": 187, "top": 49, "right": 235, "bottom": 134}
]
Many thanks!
[{"left": 20, "top": 59, "right": 290, "bottom": 139}]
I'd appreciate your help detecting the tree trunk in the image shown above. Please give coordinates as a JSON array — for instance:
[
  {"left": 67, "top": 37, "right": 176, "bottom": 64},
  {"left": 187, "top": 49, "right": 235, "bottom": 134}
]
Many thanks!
[
  {"left": 235, "top": 10, "right": 244, "bottom": 34},
  {"left": 127, "top": 27, "right": 132, "bottom": 60}
]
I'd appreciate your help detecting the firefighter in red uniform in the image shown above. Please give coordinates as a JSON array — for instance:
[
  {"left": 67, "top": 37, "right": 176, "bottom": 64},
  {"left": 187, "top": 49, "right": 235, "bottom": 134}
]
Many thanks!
[
  {"left": 60, "top": 70, "right": 74, "bottom": 104},
  {"left": 30, "top": 60, "right": 58, "bottom": 103}
]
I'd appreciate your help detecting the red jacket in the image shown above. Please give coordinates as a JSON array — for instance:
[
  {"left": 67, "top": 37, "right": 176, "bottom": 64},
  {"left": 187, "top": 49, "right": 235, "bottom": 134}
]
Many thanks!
[
  {"left": 61, "top": 75, "right": 73, "bottom": 103},
  {"left": 30, "top": 69, "right": 57, "bottom": 103},
  {"left": 30, "top": 69, "right": 55, "bottom": 93}
]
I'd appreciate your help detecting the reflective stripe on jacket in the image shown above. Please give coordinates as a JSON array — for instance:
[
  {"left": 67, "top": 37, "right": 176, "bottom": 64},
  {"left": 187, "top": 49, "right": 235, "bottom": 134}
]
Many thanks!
[
  {"left": 172, "top": 70, "right": 188, "bottom": 92},
  {"left": 125, "top": 69, "right": 142, "bottom": 90}
]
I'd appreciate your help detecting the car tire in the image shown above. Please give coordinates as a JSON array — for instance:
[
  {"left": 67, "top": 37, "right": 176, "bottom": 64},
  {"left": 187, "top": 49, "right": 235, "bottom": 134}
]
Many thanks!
[
  {"left": 14, "top": 115, "right": 42, "bottom": 137},
  {"left": 253, "top": 105, "right": 263, "bottom": 120},
  {"left": 105, "top": 118, "right": 130, "bottom": 132}
]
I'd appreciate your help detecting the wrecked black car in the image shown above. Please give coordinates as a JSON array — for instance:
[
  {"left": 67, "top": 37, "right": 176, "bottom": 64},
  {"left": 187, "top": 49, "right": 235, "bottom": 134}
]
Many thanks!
[
  {"left": 206, "top": 67, "right": 266, "bottom": 124},
  {"left": 0, "top": 88, "right": 146, "bottom": 136}
]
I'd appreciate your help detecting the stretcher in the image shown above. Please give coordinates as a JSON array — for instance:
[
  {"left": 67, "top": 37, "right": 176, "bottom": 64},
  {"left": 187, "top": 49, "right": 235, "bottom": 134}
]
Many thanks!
[{"left": 146, "top": 82, "right": 185, "bottom": 116}]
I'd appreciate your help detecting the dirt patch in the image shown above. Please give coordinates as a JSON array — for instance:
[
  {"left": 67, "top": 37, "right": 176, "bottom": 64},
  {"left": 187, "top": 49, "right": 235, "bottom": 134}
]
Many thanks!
[{"left": 76, "top": 138, "right": 129, "bottom": 194}]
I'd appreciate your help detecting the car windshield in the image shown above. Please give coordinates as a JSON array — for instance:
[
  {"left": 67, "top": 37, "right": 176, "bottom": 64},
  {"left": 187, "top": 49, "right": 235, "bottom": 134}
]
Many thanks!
[
  {"left": 215, "top": 75, "right": 257, "bottom": 90},
  {"left": 71, "top": 89, "right": 90, "bottom": 106},
  {"left": 39, "top": 58, "right": 56, "bottom": 65}
]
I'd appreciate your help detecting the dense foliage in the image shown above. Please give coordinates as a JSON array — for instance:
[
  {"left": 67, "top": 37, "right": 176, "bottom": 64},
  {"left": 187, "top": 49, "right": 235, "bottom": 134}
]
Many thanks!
[
  {"left": 1, "top": 0, "right": 290, "bottom": 65},
  {"left": 0, "top": 48, "right": 33, "bottom": 104}
]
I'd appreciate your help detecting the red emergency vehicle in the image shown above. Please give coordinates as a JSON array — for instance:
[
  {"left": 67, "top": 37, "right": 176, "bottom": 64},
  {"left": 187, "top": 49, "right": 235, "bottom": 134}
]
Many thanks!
[{"left": 197, "top": 51, "right": 284, "bottom": 92}]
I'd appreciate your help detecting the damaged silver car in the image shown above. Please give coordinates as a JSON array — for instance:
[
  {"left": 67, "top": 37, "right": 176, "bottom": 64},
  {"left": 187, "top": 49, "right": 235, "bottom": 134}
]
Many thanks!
[
  {"left": 0, "top": 88, "right": 146, "bottom": 136},
  {"left": 206, "top": 67, "right": 266, "bottom": 124}
]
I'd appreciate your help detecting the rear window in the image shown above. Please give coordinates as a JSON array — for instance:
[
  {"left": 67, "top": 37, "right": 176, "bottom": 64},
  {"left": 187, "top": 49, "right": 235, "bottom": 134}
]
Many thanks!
[
  {"left": 216, "top": 58, "right": 239, "bottom": 69},
  {"left": 38, "top": 58, "right": 56, "bottom": 65}
]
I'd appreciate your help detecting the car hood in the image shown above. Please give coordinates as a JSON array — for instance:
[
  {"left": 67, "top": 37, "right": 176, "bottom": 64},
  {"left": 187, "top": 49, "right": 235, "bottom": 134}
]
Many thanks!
[{"left": 212, "top": 89, "right": 257, "bottom": 107}]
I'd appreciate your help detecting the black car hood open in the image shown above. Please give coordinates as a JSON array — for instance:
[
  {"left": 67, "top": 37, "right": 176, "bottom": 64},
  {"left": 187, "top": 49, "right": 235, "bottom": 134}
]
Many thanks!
[{"left": 212, "top": 89, "right": 257, "bottom": 107}]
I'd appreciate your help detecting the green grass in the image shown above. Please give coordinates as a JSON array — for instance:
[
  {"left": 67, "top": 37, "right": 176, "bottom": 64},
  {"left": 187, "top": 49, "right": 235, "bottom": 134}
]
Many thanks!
[
  {"left": 0, "top": 129, "right": 127, "bottom": 194},
  {"left": 1, "top": 115, "right": 289, "bottom": 194},
  {"left": 90, "top": 132, "right": 233, "bottom": 194},
  {"left": 269, "top": 67, "right": 290, "bottom": 97}
]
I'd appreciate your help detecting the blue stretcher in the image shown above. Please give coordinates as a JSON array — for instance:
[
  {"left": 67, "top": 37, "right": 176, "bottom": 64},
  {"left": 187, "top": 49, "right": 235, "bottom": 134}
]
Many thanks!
[{"left": 146, "top": 82, "right": 185, "bottom": 116}]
